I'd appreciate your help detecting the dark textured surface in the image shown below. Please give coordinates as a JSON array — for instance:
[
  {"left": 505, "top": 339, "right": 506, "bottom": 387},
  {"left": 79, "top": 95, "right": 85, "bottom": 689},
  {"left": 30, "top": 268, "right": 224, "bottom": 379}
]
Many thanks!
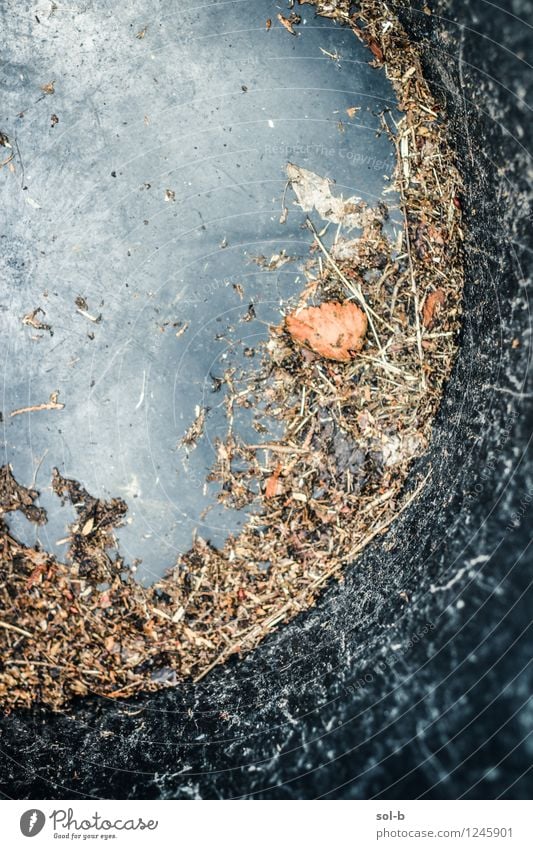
[{"left": 0, "top": 0, "right": 532, "bottom": 799}]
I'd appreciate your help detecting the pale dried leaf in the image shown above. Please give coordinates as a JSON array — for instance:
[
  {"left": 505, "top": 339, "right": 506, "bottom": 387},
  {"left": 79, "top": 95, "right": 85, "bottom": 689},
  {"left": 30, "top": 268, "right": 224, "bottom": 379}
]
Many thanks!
[{"left": 286, "top": 163, "right": 366, "bottom": 230}]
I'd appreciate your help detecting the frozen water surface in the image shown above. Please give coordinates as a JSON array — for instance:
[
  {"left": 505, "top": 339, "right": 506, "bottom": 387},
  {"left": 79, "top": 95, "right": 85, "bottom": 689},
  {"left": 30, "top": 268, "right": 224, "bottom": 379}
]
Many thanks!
[{"left": 1, "top": 0, "right": 398, "bottom": 582}]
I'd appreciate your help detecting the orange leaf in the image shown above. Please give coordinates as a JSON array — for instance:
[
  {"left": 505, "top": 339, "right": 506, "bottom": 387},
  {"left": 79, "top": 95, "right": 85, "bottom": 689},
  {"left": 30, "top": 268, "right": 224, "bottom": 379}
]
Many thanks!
[
  {"left": 368, "top": 39, "right": 384, "bottom": 62},
  {"left": 285, "top": 301, "right": 367, "bottom": 362},
  {"left": 265, "top": 462, "right": 283, "bottom": 498},
  {"left": 422, "top": 289, "right": 446, "bottom": 329}
]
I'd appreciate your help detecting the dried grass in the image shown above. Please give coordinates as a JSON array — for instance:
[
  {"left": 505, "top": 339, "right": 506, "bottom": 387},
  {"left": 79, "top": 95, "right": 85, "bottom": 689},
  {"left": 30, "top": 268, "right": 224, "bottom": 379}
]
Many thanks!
[{"left": 0, "top": 0, "right": 464, "bottom": 710}]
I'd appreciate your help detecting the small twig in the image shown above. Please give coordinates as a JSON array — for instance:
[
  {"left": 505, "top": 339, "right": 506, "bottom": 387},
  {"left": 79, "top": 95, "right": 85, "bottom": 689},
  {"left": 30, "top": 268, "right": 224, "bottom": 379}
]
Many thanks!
[
  {"left": 106, "top": 680, "right": 144, "bottom": 699},
  {"left": 384, "top": 113, "right": 426, "bottom": 390},
  {"left": 399, "top": 189, "right": 426, "bottom": 389},
  {"left": 244, "top": 442, "right": 311, "bottom": 455},
  {"left": 10, "top": 390, "right": 64, "bottom": 418},
  {"left": 405, "top": 331, "right": 454, "bottom": 341},
  {"left": 357, "top": 353, "right": 419, "bottom": 381},
  {"left": 4, "top": 659, "right": 101, "bottom": 676},
  {"left": 0, "top": 620, "right": 33, "bottom": 638},
  {"left": 76, "top": 307, "right": 101, "bottom": 323}
]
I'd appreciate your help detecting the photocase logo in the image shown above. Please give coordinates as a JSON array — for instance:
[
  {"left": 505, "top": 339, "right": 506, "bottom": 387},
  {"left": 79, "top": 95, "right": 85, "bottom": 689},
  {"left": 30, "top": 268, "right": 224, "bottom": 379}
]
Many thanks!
[{"left": 20, "top": 809, "right": 46, "bottom": 837}]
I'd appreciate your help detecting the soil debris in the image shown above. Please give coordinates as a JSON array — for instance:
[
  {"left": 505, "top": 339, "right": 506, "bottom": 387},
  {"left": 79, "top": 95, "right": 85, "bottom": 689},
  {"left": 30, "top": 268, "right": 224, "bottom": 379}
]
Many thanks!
[
  {"left": 0, "top": 0, "right": 464, "bottom": 711},
  {"left": 0, "top": 465, "right": 47, "bottom": 524}
]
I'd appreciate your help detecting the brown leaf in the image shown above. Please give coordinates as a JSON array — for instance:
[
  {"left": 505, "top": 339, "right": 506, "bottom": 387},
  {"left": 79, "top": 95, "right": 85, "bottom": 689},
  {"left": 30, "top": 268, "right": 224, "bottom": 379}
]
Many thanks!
[
  {"left": 422, "top": 289, "right": 446, "bottom": 329},
  {"left": 286, "top": 301, "right": 367, "bottom": 362},
  {"left": 26, "top": 562, "right": 48, "bottom": 589},
  {"left": 265, "top": 463, "right": 283, "bottom": 498},
  {"left": 352, "top": 23, "right": 384, "bottom": 62},
  {"left": 41, "top": 81, "right": 55, "bottom": 95},
  {"left": 277, "top": 13, "right": 300, "bottom": 35},
  {"left": 368, "top": 38, "right": 384, "bottom": 62}
]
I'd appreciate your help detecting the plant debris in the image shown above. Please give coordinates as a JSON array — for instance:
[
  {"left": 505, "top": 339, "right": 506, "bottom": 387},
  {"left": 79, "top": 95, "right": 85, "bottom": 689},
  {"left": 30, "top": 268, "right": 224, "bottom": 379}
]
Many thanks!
[
  {"left": 22, "top": 307, "right": 53, "bottom": 335},
  {"left": 277, "top": 12, "right": 301, "bottom": 34},
  {"left": 9, "top": 391, "right": 64, "bottom": 419},
  {"left": 75, "top": 295, "right": 102, "bottom": 323},
  {"left": 286, "top": 162, "right": 382, "bottom": 231},
  {"left": 251, "top": 249, "right": 294, "bottom": 270},
  {"left": 422, "top": 289, "right": 446, "bottom": 329},
  {"left": 0, "top": 0, "right": 464, "bottom": 710},
  {"left": 0, "top": 466, "right": 47, "bottom": 524},
  {"left": 286, "top": 301, "right": 367, "bottom": 361},
  {"left": 180, "top": 406, "right": 208, "bottom": 449}
]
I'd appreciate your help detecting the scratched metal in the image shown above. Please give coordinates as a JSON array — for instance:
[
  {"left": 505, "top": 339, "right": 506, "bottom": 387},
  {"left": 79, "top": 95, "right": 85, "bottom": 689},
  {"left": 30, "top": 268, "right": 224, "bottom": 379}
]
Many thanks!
[{"left": 1, "top": 0, "right": 397, "bottom": 582}]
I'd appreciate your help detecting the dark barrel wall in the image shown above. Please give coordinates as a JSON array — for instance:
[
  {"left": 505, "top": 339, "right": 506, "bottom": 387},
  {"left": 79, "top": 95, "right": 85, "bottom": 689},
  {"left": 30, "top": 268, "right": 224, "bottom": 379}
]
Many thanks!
[{"left": 1, "top": 0, "right": 531, "bottom": 800}]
